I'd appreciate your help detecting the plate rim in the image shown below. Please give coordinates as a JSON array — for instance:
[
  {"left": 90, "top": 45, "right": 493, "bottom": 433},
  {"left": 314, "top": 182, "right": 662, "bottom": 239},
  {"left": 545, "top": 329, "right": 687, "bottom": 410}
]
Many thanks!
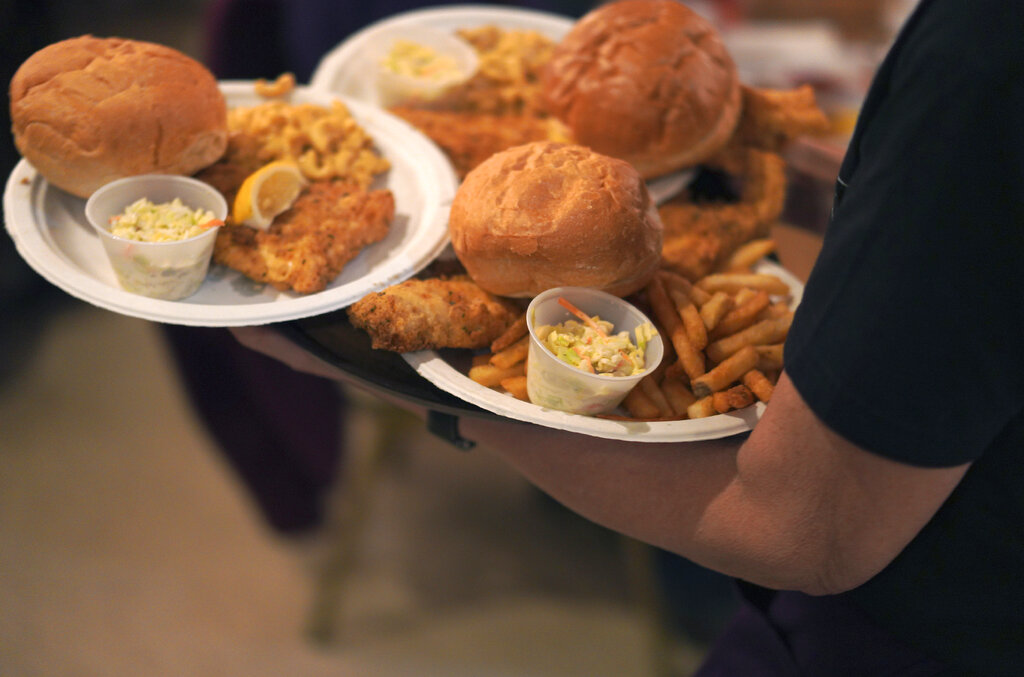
[
  {"left": 3, "top": 81, "right": 459, "bottom": 327},
  {"left": 309, "top": 4, "right": 575, "bottom": 95},
  {"left": 402, "top": 260, "right": 804, "bottom": 442},
  {"left": 308, "top": 5, "right": 694, "bottom": 203}
]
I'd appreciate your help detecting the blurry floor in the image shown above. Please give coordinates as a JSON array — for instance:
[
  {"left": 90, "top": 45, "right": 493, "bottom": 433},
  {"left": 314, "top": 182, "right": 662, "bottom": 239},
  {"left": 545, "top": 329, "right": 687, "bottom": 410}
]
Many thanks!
[{"left": 0, "top": 296, "right": 708, "bottom": 677}]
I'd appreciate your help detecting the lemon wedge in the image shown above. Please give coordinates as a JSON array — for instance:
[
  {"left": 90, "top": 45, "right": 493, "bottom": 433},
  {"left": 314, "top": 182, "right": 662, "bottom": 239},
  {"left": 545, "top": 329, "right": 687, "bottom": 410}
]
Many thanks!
[{"left": 232, "top": 161, "right": 307, "bottom": 230}]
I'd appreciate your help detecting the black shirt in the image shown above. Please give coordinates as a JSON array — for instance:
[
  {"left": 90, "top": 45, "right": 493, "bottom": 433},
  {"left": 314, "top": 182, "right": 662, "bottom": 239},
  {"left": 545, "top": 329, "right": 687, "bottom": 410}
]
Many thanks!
[{"left": 785, "top": 0, "right": 1024, "bottom": 674}]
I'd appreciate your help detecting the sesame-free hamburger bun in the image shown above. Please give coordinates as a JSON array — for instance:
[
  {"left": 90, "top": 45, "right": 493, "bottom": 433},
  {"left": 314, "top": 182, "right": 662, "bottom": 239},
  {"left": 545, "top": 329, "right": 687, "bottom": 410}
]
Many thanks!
[
  {"left": 541, "top": 0, "right": 742, "bottom": 179},
  {"left": 9, "top": 36, "right": 228, "bottom": 198},
  {"left": 448, "top": 141, "right": 663, "bottom": 298}
]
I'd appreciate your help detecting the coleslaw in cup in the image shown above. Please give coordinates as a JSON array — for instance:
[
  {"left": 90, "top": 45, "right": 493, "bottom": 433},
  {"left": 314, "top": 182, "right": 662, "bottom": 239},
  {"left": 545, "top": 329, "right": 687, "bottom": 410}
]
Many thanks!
[
  {"left": 526, "top": 287, "right": 664, "bottom": 415},
  {"left": 85, "top": 175, "right": 227, "bottom": 301},
  {"left": 369, "top": 27, "right": 478, "bottom": 107}
]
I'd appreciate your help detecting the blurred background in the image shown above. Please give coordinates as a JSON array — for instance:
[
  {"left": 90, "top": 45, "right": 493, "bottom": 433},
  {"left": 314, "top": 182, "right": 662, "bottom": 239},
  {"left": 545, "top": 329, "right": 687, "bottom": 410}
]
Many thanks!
[{"left": 1, "top": 1, "right": 915, "bottom": 675}]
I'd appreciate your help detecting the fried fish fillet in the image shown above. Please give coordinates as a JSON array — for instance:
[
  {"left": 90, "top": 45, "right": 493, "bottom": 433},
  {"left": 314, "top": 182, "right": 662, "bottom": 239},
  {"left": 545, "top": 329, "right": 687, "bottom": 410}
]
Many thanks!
[
  {"left": 347, "top": 275, "right": 522, "bottom": 352},
  {"left": 213, "top": 180, "right": 394, "bottom": 294},
  {"left": 734, "top": 85, "right": 831, "bottom": 152},
  {"left": 388, "top": 107, "right": 571, "bottom": 178},
  {"left": 659, "top": 147, "right": 787, "bottom": 280}
]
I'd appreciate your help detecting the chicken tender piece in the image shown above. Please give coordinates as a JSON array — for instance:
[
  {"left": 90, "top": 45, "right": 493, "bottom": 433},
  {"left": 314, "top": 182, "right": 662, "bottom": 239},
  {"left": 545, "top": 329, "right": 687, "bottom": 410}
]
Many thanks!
[
  {"left": 214, "top": 181, "right": 394, "bottom": 294},
  {"left": 348, "top": 275, "right": 522, "bottom": 352}
]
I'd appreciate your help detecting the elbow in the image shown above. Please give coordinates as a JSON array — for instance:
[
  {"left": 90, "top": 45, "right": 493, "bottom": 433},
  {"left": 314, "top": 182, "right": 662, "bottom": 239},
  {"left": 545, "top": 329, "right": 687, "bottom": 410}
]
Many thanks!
[
  {"left": 796, "top": 573, "right": 871, "bottom": 597},
  {"left": 736, "top": 533, "right": 887, "bottom": 596},
  {"left": 785, "top": 546, "right": 888, "bottom": 596}
]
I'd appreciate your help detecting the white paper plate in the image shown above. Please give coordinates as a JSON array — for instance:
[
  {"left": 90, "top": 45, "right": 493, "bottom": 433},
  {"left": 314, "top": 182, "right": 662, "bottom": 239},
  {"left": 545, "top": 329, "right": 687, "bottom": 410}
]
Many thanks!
[
  {"left": 2, "top": 82, "right": 458, "bottom": 327},
  {"left": 310, "top": 5, "right": 574, "bottom": 102},
  {"left": 309, "top": 4, "right": 693, "bottom": 204},
  {"left": 404, "top": 261, "right": 804, "bottom": 442}
]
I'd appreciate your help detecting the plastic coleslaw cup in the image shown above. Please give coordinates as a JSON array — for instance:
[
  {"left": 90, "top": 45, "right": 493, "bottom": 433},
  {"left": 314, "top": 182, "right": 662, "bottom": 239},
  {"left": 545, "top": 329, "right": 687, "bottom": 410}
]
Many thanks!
[
  {"left": 526, "top": 287, "right": 664, "bottom": 416},
  {"left": 85, "top": 175, "right": 228, "bottom": 301},
  {"left": 368, "top": 27, "right": 479, "bottom": 107}
]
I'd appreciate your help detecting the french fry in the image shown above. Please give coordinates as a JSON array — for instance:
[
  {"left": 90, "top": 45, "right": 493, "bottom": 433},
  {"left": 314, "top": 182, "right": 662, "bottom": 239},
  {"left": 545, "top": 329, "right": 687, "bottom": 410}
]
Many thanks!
[
  {"left": 711, "top": 391, "right": 732, "bottom": 414},
  {"left": 710, "top": 290, "right": 771, "bottom": 339},
  {"left": 639, "top": 376, "right": 675, "bottom": 418},
  {"left": 757, "top": 302, "right": 793, "bottom": 321},
  {"left": 696, "top": 273, "right": 790, "bottom": 297},
  {"left": 661, "top": 377, "right": 697, "bottom": 417},
  {"left": 468, "top": 362, "right": 525, "bottom": 388},
  {"left": 652, "top": 321, "right": 677, "bottom": 367},
  {"left": 490, "top": 313, "right": 528, "bottom": 353},
  {"left": 691, "top": 345, "right": 759, "bottom": 398},
  {"left": 500, "top": 375, "right": 529, "bottom": 401},
  {"left": 699, "top": 291, "right": 733, "bottom": 332},
  {"left": 706, "top": 314, "right": 793, "bottom": 363},
  {"left": 712, "top": 385, "right": 755, "bottom": 413},
  {"left": 662, "top": 361, "right": 687, "bottom": 382},
  {"left": 646, "top": 275, "right": 705, "bottom": 381},
  {"left": 732, "top": 287, "right": 760, "bottom": 306},
  {"left": 742, "top": 369, "right": 775, "bottom": 403},
  {"left": 489, "top": 334, "right": 529, "bottom": 369},
  {"left": 472, "top": 353, "right": 493, "bottom": 367},
  {"left": 687, "top": 396, "right": 717, "bottom": 419},
  {"left": 723, "top": 238, "right": 777, "bottom": 272},
  {"left": 623, "top": 385, "right": 663, "bottom": 419},
  {"left": 755, "top": 343, "right": 785, "bottom": 372},
  {"left": 658, "top": 269, "right": 712, "bottom": 306},
  {"left": 667, "top": 285, "right": 708, "bottom": 351}
]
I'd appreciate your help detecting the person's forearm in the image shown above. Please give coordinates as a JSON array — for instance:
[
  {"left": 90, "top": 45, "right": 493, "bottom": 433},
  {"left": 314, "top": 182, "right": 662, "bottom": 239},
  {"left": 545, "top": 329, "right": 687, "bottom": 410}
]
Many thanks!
[
  {"left": 457, "top": 416, "right": 771, "bottom": 581},
  {"left": 460, "top": 372, "right": 964, "bottom": 596}
]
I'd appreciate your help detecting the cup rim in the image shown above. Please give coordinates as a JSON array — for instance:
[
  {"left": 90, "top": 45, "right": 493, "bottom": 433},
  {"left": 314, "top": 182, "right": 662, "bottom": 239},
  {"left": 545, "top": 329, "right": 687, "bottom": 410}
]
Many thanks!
[
  {"left": 526, "top": 286, "right": 664, "bottom": 383},
  {"left": 85, "top": 174, "right": 228, "bottom": 247}
]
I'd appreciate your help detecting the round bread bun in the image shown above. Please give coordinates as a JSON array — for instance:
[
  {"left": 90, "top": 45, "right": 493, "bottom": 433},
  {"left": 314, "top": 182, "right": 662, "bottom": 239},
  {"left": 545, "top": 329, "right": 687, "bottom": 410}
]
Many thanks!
[
  {"left": 449, "top": 141, "right": 663, "bottom": 298},
  {"left": 9, "top": 35, "right": 228, "bottom": 198},
  {"left": 541, "top": 0, "right": 742, "bottom": 179}
]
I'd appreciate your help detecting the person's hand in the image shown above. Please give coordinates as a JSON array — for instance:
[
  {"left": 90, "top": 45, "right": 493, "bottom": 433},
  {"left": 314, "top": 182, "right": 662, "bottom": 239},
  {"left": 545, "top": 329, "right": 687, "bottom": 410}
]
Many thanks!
[
  {"left": 228, "top": 325, "right": 430, "bottom": 420},
  {"left": 229, "top": 325, "right": 356, "bottom": 382}
]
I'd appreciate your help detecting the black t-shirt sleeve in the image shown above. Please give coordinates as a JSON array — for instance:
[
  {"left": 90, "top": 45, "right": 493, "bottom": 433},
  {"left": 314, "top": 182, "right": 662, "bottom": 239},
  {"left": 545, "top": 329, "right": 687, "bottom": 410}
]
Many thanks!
[{"left": 784, "top": 0, "right": 1024, "bottom": 467}]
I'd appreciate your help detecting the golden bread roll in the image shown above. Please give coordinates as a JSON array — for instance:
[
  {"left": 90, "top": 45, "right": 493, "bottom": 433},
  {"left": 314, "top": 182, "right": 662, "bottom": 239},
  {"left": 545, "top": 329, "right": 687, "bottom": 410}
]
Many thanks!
[
  {"left": 449, "top": 141, "right": 663, "bottom": 298},
  {"left": 9, "top": 35, "right": 228, "bottom": 198},
  {"left": 541, "top": 0, "right": 742, "bottom": 179}
]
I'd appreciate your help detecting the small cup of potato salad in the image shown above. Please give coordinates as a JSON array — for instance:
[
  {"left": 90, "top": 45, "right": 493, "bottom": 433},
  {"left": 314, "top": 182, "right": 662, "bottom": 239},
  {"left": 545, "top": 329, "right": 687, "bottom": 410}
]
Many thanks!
[
  {"left": 85, "top": 175, "right": 227, "bottom": 301},
  {"left": 526, "top": 287, "right": 664, "bottom": 415}
]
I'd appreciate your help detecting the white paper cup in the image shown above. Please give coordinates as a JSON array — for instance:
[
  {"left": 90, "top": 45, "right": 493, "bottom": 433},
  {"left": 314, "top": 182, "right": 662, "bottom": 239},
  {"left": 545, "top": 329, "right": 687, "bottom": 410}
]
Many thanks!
[
  {"left": 526, "top": 287, "right": 664, "bottom": 415},
  {"left": 85, "top": 175, "right": 228, "bottom": 301},
  {"left": 368, "top": 27, "right": 478, "bottom": 107}
]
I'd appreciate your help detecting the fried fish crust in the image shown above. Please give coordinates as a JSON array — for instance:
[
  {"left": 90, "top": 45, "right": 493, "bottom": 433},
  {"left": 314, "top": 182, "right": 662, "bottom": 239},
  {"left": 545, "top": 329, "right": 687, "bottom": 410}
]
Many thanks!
[
  {"left": 388, "top": 107, "right": 570, "bottom": 178},
  {"left": 660, "top": 147, "right": 787, "bottom": 280},
  {"left": 347, "top": 274, "right": 522, "bottom": 352},
  {"left": 733, "top": 84, "right": 831, "bottom": 153},
  {"left": 213, "top": 180, "right": 394, "bottom": 294}
]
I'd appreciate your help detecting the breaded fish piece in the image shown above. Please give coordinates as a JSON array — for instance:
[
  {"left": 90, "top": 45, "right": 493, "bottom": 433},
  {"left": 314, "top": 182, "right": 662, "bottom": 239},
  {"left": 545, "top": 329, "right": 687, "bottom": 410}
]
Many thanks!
[
  {"left": 348, "top": 275, "right": 522, "bottom": 352},
  {"left": 214, "top": 180, "right": 394, "bottom": 294},
  {"left": 388, "top": 107, "right": 571, "bottom": 178},
  {"left": 660, "top": 147, "right": 787, "bottom": 280},
  {"left": 733, "top": 85, "right": 831, "bottom": 152}
]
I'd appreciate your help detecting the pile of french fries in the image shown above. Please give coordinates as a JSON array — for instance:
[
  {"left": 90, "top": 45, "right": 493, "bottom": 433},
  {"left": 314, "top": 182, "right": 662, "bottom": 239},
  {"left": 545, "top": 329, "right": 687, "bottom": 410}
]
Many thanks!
[
  {"left": 467, "top": 314, "right": 531, "bottom": 401},
  {"left": 467, "top": 238, "right": 793, "bottom": 421}
]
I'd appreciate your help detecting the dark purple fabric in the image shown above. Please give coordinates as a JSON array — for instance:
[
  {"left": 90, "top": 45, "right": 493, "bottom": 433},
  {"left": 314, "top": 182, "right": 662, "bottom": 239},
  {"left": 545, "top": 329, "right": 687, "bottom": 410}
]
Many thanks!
[
  {"left": 695, "top": 586, "right": 958, "bottom": 676},
  {"left": 162, "top": 325, "right": 344, "bottom": 533}
]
